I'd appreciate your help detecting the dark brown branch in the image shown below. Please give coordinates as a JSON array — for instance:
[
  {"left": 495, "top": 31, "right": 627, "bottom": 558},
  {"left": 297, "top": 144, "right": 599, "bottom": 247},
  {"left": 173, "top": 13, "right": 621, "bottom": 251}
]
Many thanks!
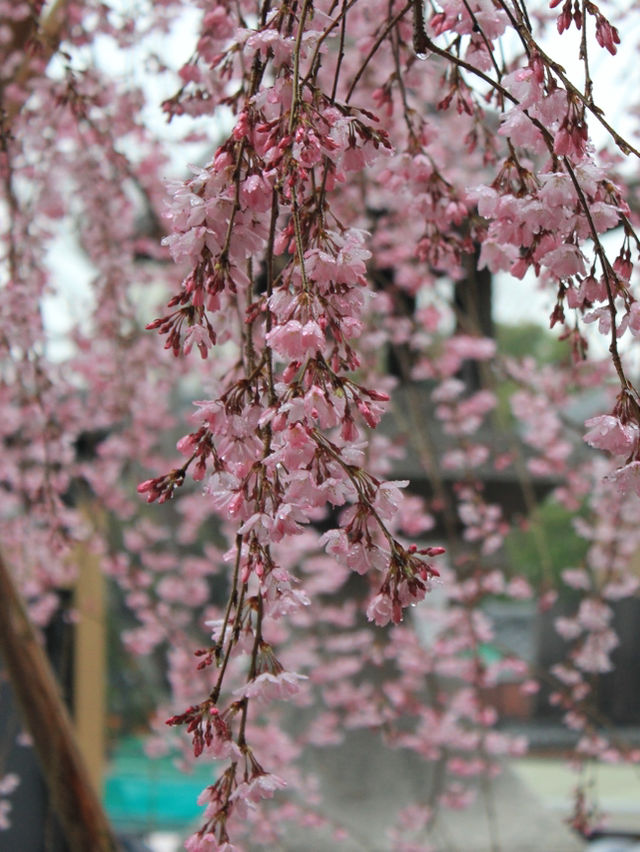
[
  {"left": 412, "top": 0, "right": 429, "bottom": 56},
  {"left": 0, "top": 552, "right": 120, "bottom": 852}
]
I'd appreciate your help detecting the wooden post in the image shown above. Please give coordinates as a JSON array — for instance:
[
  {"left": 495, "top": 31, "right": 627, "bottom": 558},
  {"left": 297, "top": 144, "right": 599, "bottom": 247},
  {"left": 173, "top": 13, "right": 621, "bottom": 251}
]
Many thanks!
[
  {"left": 0, "top": 552, "right": 120, "bottom": 852},
  {"left": 73, "top": 538, "right": 107, "bottom": 795}
]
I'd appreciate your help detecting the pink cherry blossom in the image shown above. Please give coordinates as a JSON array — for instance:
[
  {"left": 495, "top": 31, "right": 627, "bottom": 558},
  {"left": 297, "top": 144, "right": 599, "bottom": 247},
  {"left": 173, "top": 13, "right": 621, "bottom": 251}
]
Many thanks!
[
  {"left": 266, "top": 320, "right": 325, "bottom": 360},
  {"left": 231, "top": 772, "right": 287, "bottom": 805},
  {"left": 606, "top": 461, "right": 640, "bottom": 496},
  {"left": 6, "top": 2, "right": 640, "bottom": 849},
  {"left": 584, "top": 415, "right": 639, "bottom": 455},
  {"left": 366, "top": 592, "right": 394, "bottom": 627},
  {"left": 235, "top": 671, "right": 309, "bottom": 703}
]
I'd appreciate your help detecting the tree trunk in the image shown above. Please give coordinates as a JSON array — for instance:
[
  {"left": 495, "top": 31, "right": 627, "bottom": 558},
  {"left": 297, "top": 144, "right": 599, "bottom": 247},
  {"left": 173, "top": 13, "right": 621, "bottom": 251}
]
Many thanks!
[{"left": 0, "top": 553, "right": 120, "bottom": 852}]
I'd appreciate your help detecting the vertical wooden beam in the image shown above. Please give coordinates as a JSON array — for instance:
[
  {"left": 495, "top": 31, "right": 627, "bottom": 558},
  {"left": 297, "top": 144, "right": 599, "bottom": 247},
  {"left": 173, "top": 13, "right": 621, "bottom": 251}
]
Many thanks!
[
  {"left": 73, "top": 539, "right": 107, "bottom": 795},
  {"left": 0, "top": 552, "right": 120, "bottom": 852}
]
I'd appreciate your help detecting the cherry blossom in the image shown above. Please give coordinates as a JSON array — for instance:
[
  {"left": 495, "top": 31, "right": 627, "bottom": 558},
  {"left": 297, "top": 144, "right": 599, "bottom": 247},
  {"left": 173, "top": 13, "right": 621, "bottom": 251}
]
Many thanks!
[{"left": 4, "top": 0, "right": 640, "bottom": 848}]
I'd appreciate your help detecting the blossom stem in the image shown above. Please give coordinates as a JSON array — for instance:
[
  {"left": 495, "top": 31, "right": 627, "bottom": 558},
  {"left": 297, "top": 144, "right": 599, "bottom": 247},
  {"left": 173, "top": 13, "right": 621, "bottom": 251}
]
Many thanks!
[
  {"left": 563, "top": 156, "right": 640, "bottom": 413},
  {"left": 238, "top": 595, "right": 264, "bottom": 747},
  {"left": 346, "top": 3, "right": 412, "bottom": 103},
  {"left": 289, "top": 0, "right": 312, "bottom": 135},
  {"left": 210, "top": 536, "right": 244, "bottom": 703}
]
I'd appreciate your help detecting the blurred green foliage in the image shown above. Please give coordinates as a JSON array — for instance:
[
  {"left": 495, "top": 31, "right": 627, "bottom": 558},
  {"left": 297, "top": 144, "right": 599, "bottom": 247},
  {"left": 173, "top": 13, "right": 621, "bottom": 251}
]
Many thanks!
[
  {"left": 496, "top": 321, "right": 570, "bottom": 366},
  {"left": 504, "top": 498, "right": 589, "bottom": 591}
]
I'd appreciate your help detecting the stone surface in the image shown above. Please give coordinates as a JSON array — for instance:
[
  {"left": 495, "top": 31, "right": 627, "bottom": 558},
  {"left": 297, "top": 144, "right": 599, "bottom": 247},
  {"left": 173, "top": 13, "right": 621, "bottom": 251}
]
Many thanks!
[{"left": 275, "top": 729, "right": 585, "bottom": 852}]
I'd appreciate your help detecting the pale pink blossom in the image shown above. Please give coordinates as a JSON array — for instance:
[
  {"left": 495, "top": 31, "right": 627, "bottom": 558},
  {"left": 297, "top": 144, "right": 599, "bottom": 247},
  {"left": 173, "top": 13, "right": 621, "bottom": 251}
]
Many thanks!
[
  {"left": 0, "top": 776, "right": 19, "bottom": 797},
  {"left": 602, "top": 575, "right": 640, "bottom": 600},
  {"left": 184, "top": 832, "right": 220, "bottom": 851},
  {"left": 574, "top": 629, "right": 619, "bottom": 673},
  {"left": 266, "top": 319, "right": 325, "bottom": 359},
  {"left": 240, "top": 174, "right": 272, "bottom": 212},
  {"left": 627, "top": 302, "right": 640, "bottom": 337},
  {"left": 543, "top": 244, "right": 586, "bottom": 277},
  {"left": 235, "top": 671, "right": 309, "bottom": 703},
  {"left": 231, "top": 772, "right": 287, "bottom": 805},
  {"left": 506, "top": 577, "right": 533, "bottom": 599},
  {"left": 605, "top": 461, "right": 640, "bottom": 496},
  {"left": 554, "top": 616, "right": 581, "bottom": 641},
  {"left": 366, "top": 593, "right": 394, "bottom": 626},
  {"left": 0, "top": 801, "right": 13, "bottom": 832},
  {"left": 577, "top": 599, "right": 612, "bottom": 632},
  {"left": 584, "top": 415, "right": 638, "bottom": 455},
  {"left": 561, "top": 568, "right": 591, "bottom": 591},
  {"left": 303, "top": 385, "right": 344, "bottom": 427}
]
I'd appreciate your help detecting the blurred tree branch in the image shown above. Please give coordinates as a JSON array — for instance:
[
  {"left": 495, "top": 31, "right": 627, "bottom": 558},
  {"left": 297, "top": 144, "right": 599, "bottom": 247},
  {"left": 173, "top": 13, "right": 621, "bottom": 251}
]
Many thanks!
[{"left": 2, "top": 0, "right": 72, "bottom": 127}]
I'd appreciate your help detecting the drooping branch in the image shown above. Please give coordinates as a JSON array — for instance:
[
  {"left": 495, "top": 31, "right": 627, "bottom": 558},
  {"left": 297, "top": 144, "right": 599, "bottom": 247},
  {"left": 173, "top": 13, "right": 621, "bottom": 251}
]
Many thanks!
[{"left": 1, "top": 0, "right": 73, "bottom": 128}]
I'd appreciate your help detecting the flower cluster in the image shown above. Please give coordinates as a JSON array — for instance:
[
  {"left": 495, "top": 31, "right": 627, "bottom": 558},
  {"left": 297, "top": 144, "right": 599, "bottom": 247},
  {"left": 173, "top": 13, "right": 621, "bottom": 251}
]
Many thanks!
[{"left": 5, "top": 0, "right": 640, "bottom": 849}]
